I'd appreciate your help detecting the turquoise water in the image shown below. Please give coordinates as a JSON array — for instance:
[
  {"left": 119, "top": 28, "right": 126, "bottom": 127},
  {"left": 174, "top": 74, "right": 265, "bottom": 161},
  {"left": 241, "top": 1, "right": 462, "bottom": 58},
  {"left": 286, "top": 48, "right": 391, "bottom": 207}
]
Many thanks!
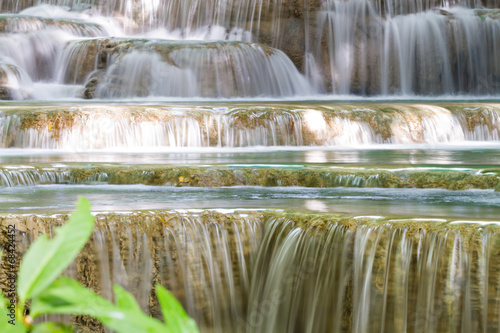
[
  {"left": 2, "top": 184, "right": 499, "bottom": 219},
  {"left": 1, "top": 147, "right": 500, "bottom": 166}
]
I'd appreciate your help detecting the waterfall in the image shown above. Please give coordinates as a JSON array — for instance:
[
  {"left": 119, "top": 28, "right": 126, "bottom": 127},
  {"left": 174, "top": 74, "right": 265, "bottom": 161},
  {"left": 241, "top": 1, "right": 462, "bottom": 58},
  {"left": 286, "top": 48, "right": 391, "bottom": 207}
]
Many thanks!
[
  {"left": 0, "top": 0, "right": 497, "bottom": 98},
  {"left": 2, "top": 164, "right": 498, "bottom": 190},
  {"left": 315, "top": 1, "right": 500, "bottom": 95},
  {"left": 375, "top": 0, "right": 493, "bottom": 16},
  {"left": 3, "top": 211, "right": 500, "bottom": 332},
  {"left": 246, "top": 216, "right": 500, "bottom": 332},
  {"left": 1, "top": 0, "right": 500, "bottom": 332},
  {"left": 0, "top": 15, "right": 106, "bottom": 80},
  {"left": 1, "top": 104, "right": 499, "bottom": 149},
  {"left": 1, "top": 211, "right": 263, "bottom": 333},
  {"left": 0, "top": 166, "right": 71, "bottom": 186},
  {"left": 0, "top": 0, "right": 283, "bottom": 36},
  {"left": 86, "top": 42, "right": 313, "bottom": 98}
]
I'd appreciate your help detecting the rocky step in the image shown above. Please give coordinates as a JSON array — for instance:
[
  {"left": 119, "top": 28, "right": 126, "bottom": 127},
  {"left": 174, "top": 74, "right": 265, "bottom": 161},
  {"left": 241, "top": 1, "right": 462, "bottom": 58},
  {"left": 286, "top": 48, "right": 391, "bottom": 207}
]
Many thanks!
[
  {"left": 1, "top": 103, "right": 500, "bottom": 149},
  {"left": 1, "top": 4, "right": 499, "bottom": 98},
  {"left": 57, "top": 38, "right": 311, "bottom": 97},
  {"left": 1, "top": 163, "right": 499, "bottom": 191},
  {"left": 2, "top": 210, "right": 500, "bottom": 332},
  {"left": 0, "top": 63, "right": 30, "bottom": 100}
]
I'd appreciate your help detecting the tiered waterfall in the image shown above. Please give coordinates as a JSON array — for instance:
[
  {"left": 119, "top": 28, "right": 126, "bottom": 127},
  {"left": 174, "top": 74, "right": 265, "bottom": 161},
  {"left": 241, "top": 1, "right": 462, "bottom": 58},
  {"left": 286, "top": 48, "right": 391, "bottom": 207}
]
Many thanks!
[{"left": 1, "top": 1, "right": 500, "bottom": 332}]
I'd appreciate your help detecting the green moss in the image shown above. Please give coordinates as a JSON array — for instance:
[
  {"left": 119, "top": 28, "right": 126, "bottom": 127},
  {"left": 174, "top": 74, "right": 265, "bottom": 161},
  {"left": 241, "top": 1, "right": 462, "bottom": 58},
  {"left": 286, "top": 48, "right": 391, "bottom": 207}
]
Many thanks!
[
  {"left": 3, "top": 103, "right": 500, "bottom": 148},
  {"left": 474, "top": 9, "right": 500, "bottom": 20},
  {"left": 2, "top": 163, "right": 499, "bottom": 190}
]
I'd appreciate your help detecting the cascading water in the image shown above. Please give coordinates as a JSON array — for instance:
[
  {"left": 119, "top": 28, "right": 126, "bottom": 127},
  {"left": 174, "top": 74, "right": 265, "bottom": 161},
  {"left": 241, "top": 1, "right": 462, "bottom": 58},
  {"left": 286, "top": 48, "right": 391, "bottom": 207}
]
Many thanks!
[
  {"left": 3, "top": 212, "right": 500, "bottom": 332},
  {"left": 1, "top": 0, "right": 500, "bottom": 332},
  {"left": 314, "top": 1, "right": 500, "bottom": 95},
  {"left": 0, "top": 0, "right": 498, "bottom": 98},
  {"left": 88, "top": 42, "right": 313, "bottom": 98},
  {"left": 2, "top": 104, "right": 500, "bottom": 149}
]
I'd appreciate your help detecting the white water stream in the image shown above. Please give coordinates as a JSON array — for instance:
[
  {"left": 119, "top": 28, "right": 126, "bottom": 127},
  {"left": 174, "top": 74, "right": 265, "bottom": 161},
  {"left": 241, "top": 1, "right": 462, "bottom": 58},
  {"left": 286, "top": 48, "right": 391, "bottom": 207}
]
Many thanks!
[{"left": 0, "top": 1, "right": 498, "bottom": 99}]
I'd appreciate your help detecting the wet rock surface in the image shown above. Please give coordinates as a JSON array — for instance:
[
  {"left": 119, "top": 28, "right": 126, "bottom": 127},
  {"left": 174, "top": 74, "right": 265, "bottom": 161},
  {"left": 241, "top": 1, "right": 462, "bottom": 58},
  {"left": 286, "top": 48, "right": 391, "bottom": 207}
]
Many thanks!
[
  {"left": 1, "top": 210, "right": 500, "bottom": 332},
  {"left": 1, "top": 103, "right": 499, "bottom": 149},
  {"left": 2, "top": 163, "right": 499, "bottom": 191},
  {"left": 0, "top": 1, "right": 499, "bottom": 332}
]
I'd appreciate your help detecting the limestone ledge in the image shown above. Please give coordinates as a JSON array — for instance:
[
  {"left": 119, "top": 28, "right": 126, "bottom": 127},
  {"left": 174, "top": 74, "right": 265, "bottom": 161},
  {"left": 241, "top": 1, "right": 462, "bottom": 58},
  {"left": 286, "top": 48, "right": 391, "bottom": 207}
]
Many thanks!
[
  {"left": 1, "top": 103, "right": 499, "bottom": 148},
  {"left": 1, "top": 210, "right": 499, "bottom": 331},
  {"left": 1, "top": 164, "right": 499, "bottom": 191}
]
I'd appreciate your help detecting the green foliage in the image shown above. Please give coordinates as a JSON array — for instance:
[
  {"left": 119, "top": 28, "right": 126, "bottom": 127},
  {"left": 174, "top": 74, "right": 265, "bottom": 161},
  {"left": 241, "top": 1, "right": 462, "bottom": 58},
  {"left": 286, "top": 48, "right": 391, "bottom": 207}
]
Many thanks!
[
  {"left": 3, "top": 197, "right": 200, "bottom": 333},
  {"left": 0, "top": 261, "right": 25, "bottom": 333},
  {"left": 31, "top": 323, "right": 73, "bottom": 333},
  {"left": 156, "top": 285, "right": 199, "bottom": 333},
  {"left": 32, "top": 277, "right": 168, "bottom": 332},
  {"left": 18, "top": 198, "right": 94, "bottom": 303}
]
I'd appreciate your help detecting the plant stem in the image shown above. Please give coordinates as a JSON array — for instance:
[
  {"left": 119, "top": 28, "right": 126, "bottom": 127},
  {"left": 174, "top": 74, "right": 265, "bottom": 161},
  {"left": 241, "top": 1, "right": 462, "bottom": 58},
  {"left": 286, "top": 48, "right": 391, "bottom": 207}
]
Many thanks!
[{"left": 16, "top": 302, "right": 25, "bottom": 326}]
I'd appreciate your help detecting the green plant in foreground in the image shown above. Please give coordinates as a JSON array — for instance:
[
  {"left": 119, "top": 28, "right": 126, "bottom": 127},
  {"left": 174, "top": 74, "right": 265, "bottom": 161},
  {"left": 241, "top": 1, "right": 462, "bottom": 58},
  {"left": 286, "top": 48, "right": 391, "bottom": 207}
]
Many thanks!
[{"left": 0, "top": 197, "right": 199, "bottom": 333}]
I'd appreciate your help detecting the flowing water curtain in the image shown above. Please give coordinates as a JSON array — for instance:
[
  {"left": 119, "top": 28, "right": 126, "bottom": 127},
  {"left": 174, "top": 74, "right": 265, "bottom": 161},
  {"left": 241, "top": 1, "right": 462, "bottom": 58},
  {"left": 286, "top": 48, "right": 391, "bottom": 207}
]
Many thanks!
[
  {"left": 55, "top": 39, "right": 106, "bottom": 85},
  {"left": 90, "top": 213, "right": 263, "bottom": 333},
  {"left": 1, "top": 0, "right": 288, "bottom": 42},
  {"left": 93, "top": 50, "right": 199, "bottom": 98},
  {"left": 0, "top": 167, "right": 71, "bottom": 186},
  {"left": 381, "top": 9, "right": 500, "bottom": 95},
  {"left": 0, "top": 0, "right": 282, "bottom": 37},
  {"left": 0, "top": 106, "right": 307, "bottom": 149},
  {"left": 5, "top": 213, "right": 500, "bottom": 332},
  {"left": 0, "top": 212, "right": 263, "bottom": 332},
  {"left": 247, "top": 218, "right": 500, "bottom": 333},
  {"left": 0, "top": 15, "right": 110, "bottom": 100},
  {"left": 448, "top": 9, "right": 500, "bottom": 94},
  {"left": 0, "top": 0, "right": 101, "bottom": 13},
  {"left": 380, "top": 11, "right": 454, "bottom": 95},
  {"left": 314, "top": 0, "right": 382, "bottom": 95},
  {"left": 313, "top": 0, "right": 500, "bottom": 95},
  {"left": 2, "top": 0, "right": 500, "bottom": 97},
  {"left": 373, "top": 0, "right": 492, "bottom": 16},
  {"left": 123, "top": 0, "right": 283, "bottom": 38},
  {"left": 1, "top": 105, "right": 499, "bottom": 150},
  {"left": 88, "top": 42, "right": 314, "bottom": 98},
  {"left": 117, "top": 0, "right": 288, "bottom": 42},
  {"left": 0, "top": 17, "right": 84, "bottom": 82},
  {"left": 0, "top": 63, "right": 32, "bottom": 99},
  {"left": 246, "top": 218, "right": 355, "bottom": 333}
]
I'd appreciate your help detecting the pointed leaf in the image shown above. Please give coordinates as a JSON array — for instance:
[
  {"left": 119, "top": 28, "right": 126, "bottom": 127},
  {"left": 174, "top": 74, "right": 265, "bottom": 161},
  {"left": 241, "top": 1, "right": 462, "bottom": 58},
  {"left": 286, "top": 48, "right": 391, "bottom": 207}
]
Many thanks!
[
  {"left": 156, "top": 285, "right": 199, "bottom": 333},
  {"left": 30, "top": 277, "right": 117, "bottom": 319},
  {"left": 113, "top": 284, "right": 143, "bottom": 313},
  {"left": 31, "top": 322, "right": 72, "bottom": 333},
  {"left": 31, "top": 277, "right": 167, "bottom": 333},
  {"left": 18, "top": 197, "right": 94, "bottom": 302},
  {"left": 0, "top": 293, "right": 26, "bottom": 333}
]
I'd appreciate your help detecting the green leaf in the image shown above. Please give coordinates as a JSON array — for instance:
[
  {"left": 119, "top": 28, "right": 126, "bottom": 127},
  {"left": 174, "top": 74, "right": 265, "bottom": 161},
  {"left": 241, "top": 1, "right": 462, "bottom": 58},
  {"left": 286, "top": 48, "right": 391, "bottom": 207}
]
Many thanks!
[
  {"left": 31, "top": 322, "right": 72, "bottom": 333},
  {"left": 0, "top": 293, "right": 26, "bottom": 333},
  {"left": 113, "top": 285, "right": 143, "bottom": 313},
  {"left": 30, "top": 277, "right": 116, "bottom": 319},
  {"left": 18, "top": 197, "right": 94, "bottom": 302},
  {"left": 32, "top": 277, "right": 167, "bottom": 333},
  {"left": 156, "top": 285, "right": 199, "bottom": 333}
]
